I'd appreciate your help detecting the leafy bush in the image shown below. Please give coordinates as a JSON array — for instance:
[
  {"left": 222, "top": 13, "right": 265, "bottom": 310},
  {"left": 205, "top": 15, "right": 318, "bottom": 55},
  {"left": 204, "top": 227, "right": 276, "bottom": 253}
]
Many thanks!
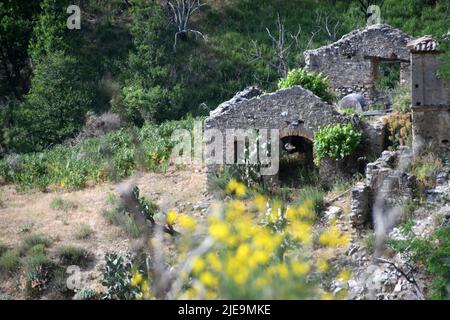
[
  {"left": 0, "top": 118, "right": 195, "bottom": 191},
  {"left": 278, "top": 68, "right": 334, "bottom": 103},
  {"left": 314, "top": 124, "right": 362, "bottom": 164},
  {"left": 298, "top": 187, "right": 325, "bottom": 214},
  {"left": 409, "top": 151, "right": 444, "bottom": 189},
  {"left": 390, "top": 227, "right": 450, "bottom": 299},
  {"left": 75, "top": 223, "right": 93, "bottom": 240},
  {"left": 129, "top": 180, "right": 351, "bottom": 300},
  {"left": 390, "top": 86, "right": 411, "bottom": 112},
  {"left": 57, "top": 245, "right": 90, "bottom": 266},
  {"left": 101, "top": 253, "right": 137, "bottom": 300},
  {"left": 75, "top": 288, "right": 98, "bottom": 300},
  {"left": 0, "top": 250, "right": 21, "bottom": 274},
  {"left": 384, "top": 111, "right": 412, "bottom": 150},
  {"left": 20, "top": 234, "right": 50, "bottom": 254}
]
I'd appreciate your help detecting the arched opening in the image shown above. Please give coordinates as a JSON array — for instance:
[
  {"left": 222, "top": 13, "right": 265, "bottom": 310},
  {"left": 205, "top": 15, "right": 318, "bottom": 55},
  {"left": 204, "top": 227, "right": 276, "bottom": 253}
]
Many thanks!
[{"left": 278, "top": 135, "right": 316, "bottom": 188}]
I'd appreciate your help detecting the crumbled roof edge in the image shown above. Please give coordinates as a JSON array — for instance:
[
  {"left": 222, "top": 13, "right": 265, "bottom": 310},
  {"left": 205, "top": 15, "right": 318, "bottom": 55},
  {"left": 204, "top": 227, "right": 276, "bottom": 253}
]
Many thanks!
[
  {"left": 304, "top": 24, "right": 414, "bottom": 56},
  {"left": 407, "top": 36, "right": 439, "bottom": 52},
  {"left": 205, "top": 86, "right": 329, "bottom": 123}
]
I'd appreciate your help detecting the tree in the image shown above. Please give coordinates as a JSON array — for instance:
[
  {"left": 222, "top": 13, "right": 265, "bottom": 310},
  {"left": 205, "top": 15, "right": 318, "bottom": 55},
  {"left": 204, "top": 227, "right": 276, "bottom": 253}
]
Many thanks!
[
  {"left": 0, "top": 0, "right": 41, "bottom": 100},
  {"left": 114, "top": 0, "right": 184, "bottom": 125},
  {"left": 167, "top": 0, "right": 206, "bottom": 51},
  {"left": 9, "top": 51, "right": 96, "bottom": 152}
]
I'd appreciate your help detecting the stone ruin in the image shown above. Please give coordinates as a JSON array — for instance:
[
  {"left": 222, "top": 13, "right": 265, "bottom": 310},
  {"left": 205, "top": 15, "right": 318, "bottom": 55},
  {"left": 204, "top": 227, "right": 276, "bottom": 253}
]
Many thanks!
[
  {"left": 408, "top": 36, "right": 450, "bottom": 158},
  {"left": 304, "top": 24, "right": 413, "bottom": 107},
  {"left": 204, "top": 24, "right": 449, "bottom": 193}
]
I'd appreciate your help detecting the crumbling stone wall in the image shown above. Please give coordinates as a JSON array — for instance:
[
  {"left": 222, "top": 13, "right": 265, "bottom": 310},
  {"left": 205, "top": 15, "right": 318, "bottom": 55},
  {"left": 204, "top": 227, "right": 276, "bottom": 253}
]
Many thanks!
[
  {"left": 350, "top": 148, "right": 416, "bottom": 228},
  {"left": 408, "top": 37, "right": 450, "bottom": 157},
  {"left": 304, "top": 25, "right": 414, "bottom": 106},
  {"left": 204, "top": 86, "right": 350, "bottom": 184},
  {"left": 205, "top": 86, "right": 387, "bottom": 186}
]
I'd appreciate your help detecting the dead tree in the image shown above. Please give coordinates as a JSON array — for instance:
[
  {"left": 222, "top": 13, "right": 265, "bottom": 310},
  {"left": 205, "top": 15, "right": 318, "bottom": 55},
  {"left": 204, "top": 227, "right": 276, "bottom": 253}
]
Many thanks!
[
  {"left": 167, "top": 0, "right": 207, "bottom": 51},
  {"left": 249, "top": 13, "right": 315, "bottom": 78},
  {"left": 315, "top": 10, "right": 342, "bottom": 43}
]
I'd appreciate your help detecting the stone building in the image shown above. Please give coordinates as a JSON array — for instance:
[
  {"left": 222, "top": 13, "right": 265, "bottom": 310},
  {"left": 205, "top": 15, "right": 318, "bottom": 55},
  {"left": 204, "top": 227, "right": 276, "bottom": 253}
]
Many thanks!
[
  {"left": 304, "top": 24, "right": 414, "bottom": 106},
  {"left": 204, "top": 86, "right": 376, "bottom": 186},
  {"left": 407, "top": 36, "right": 450, "bottom": 157}
]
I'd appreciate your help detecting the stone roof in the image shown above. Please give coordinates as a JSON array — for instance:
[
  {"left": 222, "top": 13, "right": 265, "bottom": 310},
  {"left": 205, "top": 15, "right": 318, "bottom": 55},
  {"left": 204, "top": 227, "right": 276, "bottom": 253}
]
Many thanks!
[
  {"left": 407, "top": 36, "right": 439, "bottom": 52},
  {"left": 304, "top": 24, "right": 414, "bottom": 58}
]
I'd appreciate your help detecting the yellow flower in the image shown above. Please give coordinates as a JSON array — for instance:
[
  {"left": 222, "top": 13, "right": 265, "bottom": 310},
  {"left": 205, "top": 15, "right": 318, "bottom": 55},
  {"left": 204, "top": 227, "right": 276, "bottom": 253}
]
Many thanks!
[
  {"left": 319, "top": 226, "right": 350, "bottom": 247},
  {"left": 206, "top": 252, "right": 222, "bottom": 272},
  {"left": 178, "top": 214, "right": 196, "bottom": 231},
  {"left": 209, "top": 221, "right": 230, "bottom": 241},
  {"left": 253, "top": 194, "right": 267, "bottom": 213},
  {"left": 337, "top": 269, "right": 351, "bottom": 282},
  {"left": 225, "top": 179, "right": 247, "bottom": 197},
  {"left": 130, "top": 273, "right": 143, "bottom": 287},
  {"left": 291, "top": 261, "right": 310, "bottom": 276},
  {"left": 320, "top": 293, "right": 335, "bottom": 300},
  {"left": 192, "top": 257, "right": 205, "bottom": 275},
  {"left": 289, "top": 221, "right": 312, "bottom": 244},
  {"left": 285, "top": 206, "right": 296, "bottom": 220},
  {"left": 235, "top": 244, "right": 251, "bottom": 262},
  {"left": 166, "top": 210, "right": 178, "bottom": 226},
  {"left": 199, "top": 271, "right": 219, "bottom": 287},
  {"left": 277, "top": 264, "right": 289, "bottom": 279},
  {"left": 232, "top": 269, "right": 249, "bottom": 285},
  {"left": 316, "top": 258, "right": 329, "bottom": 273}
]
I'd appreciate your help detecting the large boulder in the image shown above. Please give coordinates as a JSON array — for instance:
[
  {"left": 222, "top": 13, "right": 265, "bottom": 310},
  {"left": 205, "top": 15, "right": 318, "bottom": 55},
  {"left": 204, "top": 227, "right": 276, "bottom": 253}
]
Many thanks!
[{"left": 339, "top": 93, "right": 367, "bottom": 112}]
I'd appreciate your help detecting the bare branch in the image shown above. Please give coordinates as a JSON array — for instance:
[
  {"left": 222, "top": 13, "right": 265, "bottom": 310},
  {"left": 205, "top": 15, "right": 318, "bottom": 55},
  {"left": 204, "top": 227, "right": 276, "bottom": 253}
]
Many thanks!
[{"left": 167, "top": 0, "right": 207, "bottom": 51}]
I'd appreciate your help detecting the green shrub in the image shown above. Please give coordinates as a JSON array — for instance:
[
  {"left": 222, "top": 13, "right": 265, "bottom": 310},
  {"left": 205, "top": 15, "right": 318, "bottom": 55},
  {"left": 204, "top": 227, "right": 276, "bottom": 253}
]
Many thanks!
[
  {"left": 298, "top": 187, "right": 325, "bottom": 214},
  {"left": 20, "top": 234, "right": 50, "bottom": 254},
  {"left": 75, "top": 288, "right": 98, "bottom": 300},
  {"left": 390, "top": 227, "right": 450, "bottom": 300},
  {"left": 314, "top": 123, "right": 362, "bottom": 164},
  {"left": 410, "top": 152, "right": 444, "bottom": 189},
  {"left": 101, "top": 253, "right": 137, "bottom": 300},
  {"left": 75, "top": 223, "right": 93, "bottom": 240},
  {"left": 0, "top": 118, "right": 195, "bottom": 191},
  {"left": 384, "top": 111, "right": 412, "bottom": 150},
  {"left": 363, "top": 231, "right": 376, "bottom": 254},
  {"left": 57, "top": 245, "right": 90, "bottom": 266},
  {"left": 278, "top": 68, "right": 334, "bottom": 103},
  {"left": 390, "top": 85, "right": 411, "bottom": 112},
  {"left": 0, "top": 250, "right": 21, "bottom": 274}
]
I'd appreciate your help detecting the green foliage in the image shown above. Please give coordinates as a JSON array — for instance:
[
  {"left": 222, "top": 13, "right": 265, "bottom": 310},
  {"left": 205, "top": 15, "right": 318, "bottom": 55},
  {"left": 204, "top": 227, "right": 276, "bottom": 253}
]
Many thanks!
[
  {"left": 390, "top": 227, "right": 450, "bottom": 300},
  {"left": 384, "top": 111, "right": 412, "bottom": 150},
  {"left": 0, "top": 249, "right": 21, "bottom": 274},
  {"left": 75, "top": 223, "right": 93, "bottom": 240},
  {"left": 314, "top": 124, "right": 362, "bottom": 164},
  {"left": 277, "top": 68, "right": 334, "bottom": 103},
  {"left": 57, "top": 245, "right": 90, "bottom": 266},
  {"left": 375, "top": 62, "right": 401, "bottom": 92},
  {"left": 101, "top": 253, "right": 137, "bottom": 300},
  {"left": 75, "top": 288, "right": 98, "bottom": 300},
  {"left": 390, "top": 85, "right": 411, "bottom": 112},
  {"left": 20, "top": 233, "right": 50, "bottom": 254},
  {"left": 363, "top": 231, "right": 375, "bottom": 254},
  {"left": 298, "top": 187, "right": 325, "bottom": 214},
  {"left": 409, "top": 151, "right": 444, "bottom": 189},
  {"left": 0, "top": 118, "right": 195, "bottom": 190}
]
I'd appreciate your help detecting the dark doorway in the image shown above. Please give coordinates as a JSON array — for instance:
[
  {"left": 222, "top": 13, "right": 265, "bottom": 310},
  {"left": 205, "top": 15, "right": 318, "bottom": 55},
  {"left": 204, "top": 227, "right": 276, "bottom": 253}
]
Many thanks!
[{"left": 279, "top": 135, "right": 316, "bottom": 188}]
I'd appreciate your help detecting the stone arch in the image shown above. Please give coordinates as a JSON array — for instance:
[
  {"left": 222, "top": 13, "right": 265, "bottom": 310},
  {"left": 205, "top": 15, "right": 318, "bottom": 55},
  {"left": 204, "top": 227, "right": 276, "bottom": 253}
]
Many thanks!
[{"left": 279, "top": 129, "right": 315, "bottom": 187}]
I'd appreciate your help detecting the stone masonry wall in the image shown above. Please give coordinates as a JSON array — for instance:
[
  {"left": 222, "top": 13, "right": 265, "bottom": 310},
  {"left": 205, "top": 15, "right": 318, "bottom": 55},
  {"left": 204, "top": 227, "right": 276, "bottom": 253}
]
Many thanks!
[{"left": 304, "top": 25, "right": 414, "bottom": 106}]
